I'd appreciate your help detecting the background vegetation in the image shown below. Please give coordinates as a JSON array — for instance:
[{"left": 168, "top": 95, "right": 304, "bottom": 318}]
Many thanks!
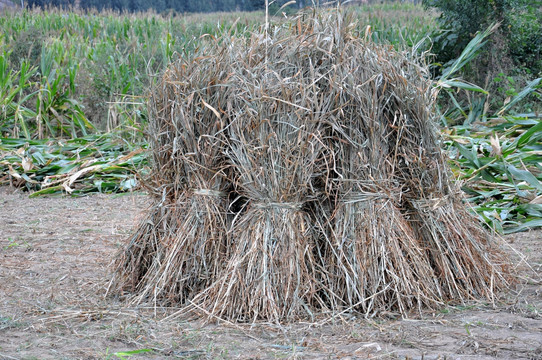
[
  {"left": 27, "top": 0, "right": 269, "bottom": 13},
  {"left": 423, "top": 0, "right": 541, "bottom": 76},
  {"left": 0, "top": 1, "right": 540, "bottom": 233}
]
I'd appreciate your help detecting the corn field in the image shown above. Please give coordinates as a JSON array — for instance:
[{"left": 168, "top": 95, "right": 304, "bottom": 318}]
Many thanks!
[
  {"left": 0, "top": 9, "right": 269, "bottom": 139},
  {"left": 0, "top": 2, "right": 540, "bottom": 234}
]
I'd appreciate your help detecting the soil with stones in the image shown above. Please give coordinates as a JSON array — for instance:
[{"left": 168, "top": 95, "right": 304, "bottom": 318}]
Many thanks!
[{"left": 1, "top": 186, "right": 541, "bottom": 360}]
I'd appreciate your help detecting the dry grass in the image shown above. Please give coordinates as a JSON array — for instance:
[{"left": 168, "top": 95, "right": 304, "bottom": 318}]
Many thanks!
[
  {"left": 110, "top": 9, "right": 513, "bottom": 323},
  {"left": 111, "top": 46, "right": 232, "bottom": 306}
]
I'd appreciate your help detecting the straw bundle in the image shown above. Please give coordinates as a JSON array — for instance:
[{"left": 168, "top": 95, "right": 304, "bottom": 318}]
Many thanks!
[
  {"left": 196, "top": 114, "right": 323, "bottom": 322},
  {"left": 316, "top": 27, "right": 510, "bottom": 313},
  {"left": 315, "top": 45, "right": 441, "bottom": 314},
  {"left": 111, "top": 45, "right": 232, "bottom": 305},
  {"left": 111, "top": 10, "right": 511, "bottom": 322},
  {"left": 188, "top": 26, "right": 334, "bottom": 322}
]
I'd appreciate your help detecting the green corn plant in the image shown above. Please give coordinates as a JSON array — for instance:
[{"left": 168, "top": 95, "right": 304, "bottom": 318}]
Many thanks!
[
  {"left": 352, "top": 1, "right": 437, "bottom": 49},
  {"left": 431, "top": 23, "right": 542, "bottom": 232},
  {"left": 106, "top": 94, "right": 147, "bottom": 142},
  {"left": 104, "top": 348, "right": 152, "bottom": 360},
  {"left": 446, "top": 114, "right": 542, "bottom": 233},
  {"left": 431, "top": 24, "right": 499, "bottom": 126},
  {"left": 497, "top": 77, "right": 542, "bottom": 116},
  {"left": 0, "top": 133, "right": 148, "bottom": 195},
  {"left": 37, "top": 69, "right": 92, "bottom": 138},
  {"left": 436, "top": 23, "right": 498, "bottom": 95},
  {"left": 160, "top": 31, "right": 176, "bottom": 66},
  {"left": 36, "top": 43, "right": 94, "bottom": 138},
  {"left": 1, "top": 8, "right": 267, "bottom": 139},
  {"left": 0, "top": 52, "right": 39, "bottom": 138}
]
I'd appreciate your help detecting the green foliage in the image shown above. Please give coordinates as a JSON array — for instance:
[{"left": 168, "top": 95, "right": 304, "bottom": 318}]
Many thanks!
[
  {"left": 0, "top": 8, "right": 263, "bottom": 139},
  {"left": 352, "top": 1, "right": 438, "bottom": 50},
  {"left": 423, "top": 0, "right": 542, "bottom": 76},
  {"left": 435, "top": 23, "right": 495, "bottom": 126},
  {"left": 506, "top": 5, "right": 542, "bottom": 74},
  {"left": 27, "top": 0, "right": 270, "bottom": 13},
  {"left": 106, "top": 348, "right": 152, "bottom": 360},
  {"left": 0, "top": 134, "right": 148, "bottom": 195},
  {"left": 0, "top": 51, "right": 39, "bottom": 139},
  {"left": 434, "top": 27, "right": 542, "bottom": 233},
  {"left": 445, "top": 115, "right": 542, "bottom": 234},
  {"left": 103, "top": 348, "right": 153, "bottom": 360}
]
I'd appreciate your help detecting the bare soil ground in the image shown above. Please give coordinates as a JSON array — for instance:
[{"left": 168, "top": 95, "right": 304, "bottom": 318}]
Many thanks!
[{"left": 1, "top": 186, "right": 541, "bottom": 360}]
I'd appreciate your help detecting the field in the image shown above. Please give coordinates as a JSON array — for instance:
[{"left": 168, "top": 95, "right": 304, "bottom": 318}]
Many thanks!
[
  {"left": 1, "top": 187, "right": 541, "bottom": 359},
  {"left": 1, "top": 2, "right": 542, "bottom": 359}
]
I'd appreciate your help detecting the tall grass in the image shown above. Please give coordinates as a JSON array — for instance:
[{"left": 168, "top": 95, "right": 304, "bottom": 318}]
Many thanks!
[
  {"left": 0, "top": 8, "right": 264, "bottom": 139},
  {"left": 352, "top": 1, "right": 438, "bottom": 49}
]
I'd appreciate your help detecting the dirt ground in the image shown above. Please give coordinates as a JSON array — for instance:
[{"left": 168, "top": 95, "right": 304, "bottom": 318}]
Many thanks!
[{"left": 0, "top": 186, "right": 541, "bottom": 360}]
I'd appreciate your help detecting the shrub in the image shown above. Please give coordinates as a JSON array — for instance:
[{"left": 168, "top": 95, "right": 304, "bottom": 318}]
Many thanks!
[{"left": 424, "top": 0, "right": 541, "bottom": 76}]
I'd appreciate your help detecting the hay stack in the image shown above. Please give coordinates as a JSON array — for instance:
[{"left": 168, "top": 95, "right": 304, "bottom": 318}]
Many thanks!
[{"left": 111, "top": 10, "right": 511, "bottom": 322}]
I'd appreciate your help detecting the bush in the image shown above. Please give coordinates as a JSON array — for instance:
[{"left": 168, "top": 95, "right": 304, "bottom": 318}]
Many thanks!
[
  {"left": 424, "top": 0, "right": 541, "bottom": 76},
  {"left": 507, "top": 5, "right": 542, "bottom": 74}
]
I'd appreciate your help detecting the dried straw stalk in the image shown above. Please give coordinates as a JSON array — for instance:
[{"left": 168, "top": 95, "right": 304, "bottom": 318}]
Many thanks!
[
  {"left": 190, "top": 29, "right": 333, "bottom": 322},
  {"left": 315, "top": 16, "right": 510, "bottom": 315},
  {"left": 110, "top": 42, "right": 232, "bottom": 305}
]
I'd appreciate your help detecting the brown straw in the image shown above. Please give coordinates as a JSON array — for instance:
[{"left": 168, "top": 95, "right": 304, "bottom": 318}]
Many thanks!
[{"left": 110, "top": 9, "right": 512, "bottom": 323}]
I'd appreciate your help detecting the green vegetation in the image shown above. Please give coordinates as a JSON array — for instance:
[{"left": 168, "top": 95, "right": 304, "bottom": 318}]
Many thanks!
[
  {"left": 423, "top": 0, "right": 541, "bottom": 77},
  {"left": 0, "top": 2, "right": 540, "bottom": 233},
  {"left": 352, "top": 1, "right": 437, "bottom": 49},
  {"left": 445, "top": 114, "right": 542, "bottom": 234},
  {"left": 26, "top": 0, "right": 269, "bottom": 13},
  {"left": 104, "top": 348, "right": 152, "bottom": 360},
  {"left": 0, "top": 134, "right": 147, "bottom": 196},
  {"left": 424, "top": 1, "right": 542, "bottom": 233},
  {"left": 423, "top": 0, "right": 541, "bottom": 120},
  {"left": 0, "top": 8, "right": 264, "bottom": 139}
]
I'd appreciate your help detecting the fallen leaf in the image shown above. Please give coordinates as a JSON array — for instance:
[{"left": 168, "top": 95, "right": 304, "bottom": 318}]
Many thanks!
[{"left": 22, "top": 157, "right": 33, "bottom": 171}]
